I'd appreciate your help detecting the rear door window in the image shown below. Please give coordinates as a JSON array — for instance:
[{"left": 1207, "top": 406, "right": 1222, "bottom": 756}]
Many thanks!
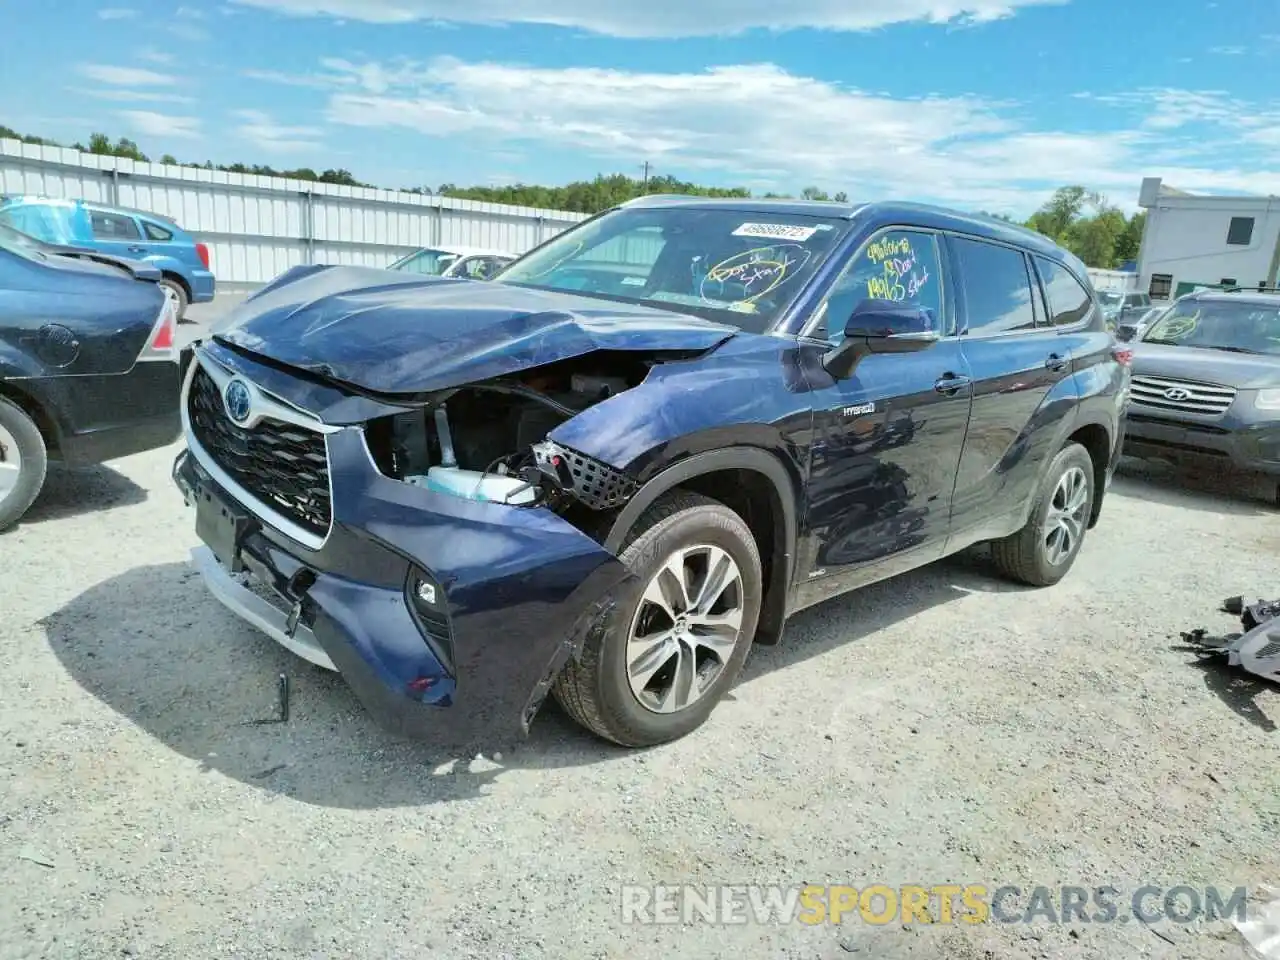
[
  {"left": 90, "top": 211, "right": 142, "bottom": 240},
  {"left": 1035, "top": 257, "right": 1094, "bottom": 326},
  {"left": 952, "top": 237, "right": 1036, "bottom": 335}
]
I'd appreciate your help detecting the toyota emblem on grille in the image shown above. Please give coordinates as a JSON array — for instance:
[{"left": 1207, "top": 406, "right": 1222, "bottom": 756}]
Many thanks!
[
  {"left": 224, "top": 379, "right": 253, "bottom": 424},
  {"left": 1163, "top": 387, "right": 1192, "bottom": 401}
]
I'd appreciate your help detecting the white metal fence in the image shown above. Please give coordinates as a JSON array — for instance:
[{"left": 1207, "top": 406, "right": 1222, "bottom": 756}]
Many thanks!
[{"left": 0, "top": 140, "right": 590, "bottom": 290}]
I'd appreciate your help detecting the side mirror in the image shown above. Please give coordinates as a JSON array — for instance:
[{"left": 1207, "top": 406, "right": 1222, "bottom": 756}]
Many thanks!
[{"left": 822, "top": 299, "right": 939, "bottom": 379}]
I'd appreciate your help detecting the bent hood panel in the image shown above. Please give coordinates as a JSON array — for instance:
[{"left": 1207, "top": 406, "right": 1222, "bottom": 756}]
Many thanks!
[{"left": 214, "top": 264, "right": 738, "bottom": 394}]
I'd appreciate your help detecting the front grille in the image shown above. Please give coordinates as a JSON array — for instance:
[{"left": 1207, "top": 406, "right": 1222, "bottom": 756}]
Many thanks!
[
  {"left": 188, "top": 365, "right": 332, "bottom": 538},
  {"left": 1130, "top": 375, "right": 1237, "bottom": 417}
]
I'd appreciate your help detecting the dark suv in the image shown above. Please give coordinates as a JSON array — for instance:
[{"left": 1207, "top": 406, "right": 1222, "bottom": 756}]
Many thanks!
[{"left": 173, "top": 197, "right": 1129, "bottom": 748}]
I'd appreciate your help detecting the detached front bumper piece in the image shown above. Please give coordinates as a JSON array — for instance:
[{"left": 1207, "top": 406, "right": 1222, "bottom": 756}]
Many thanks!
[{"left": 173, "top": 434, "right": 630, "bottom": 746}]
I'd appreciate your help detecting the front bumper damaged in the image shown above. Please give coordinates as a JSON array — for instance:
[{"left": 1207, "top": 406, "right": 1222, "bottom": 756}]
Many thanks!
[{"left": 173, "top": 426, "right": 631, "bottom": 748}]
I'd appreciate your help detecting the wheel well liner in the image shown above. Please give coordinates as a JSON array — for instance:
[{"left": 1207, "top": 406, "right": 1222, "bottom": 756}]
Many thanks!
[{"left": 603, "top": 447, "right": 798, "bottom": 645}]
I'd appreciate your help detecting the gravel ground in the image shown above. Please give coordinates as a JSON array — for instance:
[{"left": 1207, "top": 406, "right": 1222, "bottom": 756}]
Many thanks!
[{"left": 2, "top": 304, "right": 1278, "bottom": 958}]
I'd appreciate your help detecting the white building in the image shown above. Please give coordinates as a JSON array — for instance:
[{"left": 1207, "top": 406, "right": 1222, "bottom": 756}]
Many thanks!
[{"left": 1136, "top": 177, "right": 1280, "bottom": 302}]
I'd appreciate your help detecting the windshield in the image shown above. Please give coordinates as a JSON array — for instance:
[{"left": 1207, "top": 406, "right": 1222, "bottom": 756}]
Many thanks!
[
  {"left": 0, "top": 222, "right": 49, "bottom": 262},
  {"left": 388, "top": 248, "right": 461, "bottom": 276},
  {"left": 1142, "top": 299, "right": 1280, "bottom": 356},
  {"left": 492, "top": 206, "right": 849, "bottom": 331}
]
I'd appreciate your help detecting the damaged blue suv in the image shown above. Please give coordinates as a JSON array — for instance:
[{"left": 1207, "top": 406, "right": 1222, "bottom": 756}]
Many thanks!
[{"left": 173, "top": 196, "right": 1128, "bottom": 747}]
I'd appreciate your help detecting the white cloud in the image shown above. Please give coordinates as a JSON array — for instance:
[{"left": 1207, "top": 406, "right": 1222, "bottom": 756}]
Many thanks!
[
  {"left": 297, "top": 57, "right": 1280, "bottom": 213},
  {"left": 98, "top": 7, "right": 137, "bottom": 19},
  {"left": 138, "top": 48, "right": 175, "bottom": 65},
  {"left": 232, "top": 109, "right": 324, "bottom": 153},
  {"left": 72, "top": 87, "right": 195, "bottom": 104},
  {"left": 228, "top": 0, "right": 1065, "bottom": 37},
  {"left": 78, "top": 64, "right": 175, "bottom": 86},
  {"left": 119, "top": 110, "right": 202, "bottom": 139}
]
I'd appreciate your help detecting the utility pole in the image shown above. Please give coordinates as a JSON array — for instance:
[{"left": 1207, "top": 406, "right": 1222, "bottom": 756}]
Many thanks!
[{"left": 641, "top": 161, "right": 652, "bottom": 192}]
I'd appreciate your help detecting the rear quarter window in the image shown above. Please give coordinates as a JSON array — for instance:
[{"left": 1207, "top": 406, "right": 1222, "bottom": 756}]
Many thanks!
[
  {"left": 1035, "top": 257, "right": 1094, "bottom": 326},
  {"left": 142, "top": 220, "right": 173, "bottom": 241}
]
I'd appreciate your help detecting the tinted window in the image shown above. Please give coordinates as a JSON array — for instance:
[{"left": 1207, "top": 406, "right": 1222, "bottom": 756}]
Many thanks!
[
  {"left": 953, "top": 237, "right": 1035, "bottom": 335},
  {"left": 143, "top": 220, "right": 173, "bottom": 241},
  {"left": 1037, "top": 257, "right": 1094, "bottom": 326},
  {"left": 815, "top": 229, "right": 944, "bottom": 341},
  {"left": 90, "top": 211, "right": 141, "bottom": 240}
]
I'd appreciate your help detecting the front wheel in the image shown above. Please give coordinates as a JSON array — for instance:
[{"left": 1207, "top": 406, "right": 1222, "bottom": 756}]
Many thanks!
[
  {"left": 552, "top": 490, "right": 763, "bottom": 747},
  {"left": 0, "top": 397, "right": 48, "bottom": 533},
  {"left": 989, "top": 442, "right": 1096, "bottom": 587}
]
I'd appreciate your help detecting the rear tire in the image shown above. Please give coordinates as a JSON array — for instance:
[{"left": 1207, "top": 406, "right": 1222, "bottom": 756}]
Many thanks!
[
  {"left": 552, "top": 490, "right": 763, "bottom": 747},
  {"left": 0, "top": 397, "right": 48, "bottom": 533},
  {"left": 990, "top": 442, "right": 1095, "bottom": 587},
  {"left": 160, "top": 277, "right": 190, "bottom": 323}
]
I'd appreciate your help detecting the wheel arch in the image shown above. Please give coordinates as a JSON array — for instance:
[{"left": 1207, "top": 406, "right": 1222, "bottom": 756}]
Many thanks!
[
  {"left": 0, "top": 379, "right": 61, "bottom": 455},
  {"left": 159, "top": 269, "right": 192, "bottom": 303},
  {"left": 603, "top": 446, "right": 800, "bottom": 645},
  {"left": 1063, "top": 419, "right": 1113, "bottom": 529}
]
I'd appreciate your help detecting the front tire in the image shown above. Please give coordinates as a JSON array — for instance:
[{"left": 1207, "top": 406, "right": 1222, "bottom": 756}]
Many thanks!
[
  {"left": 990, "top": 442, "right": 1095, "bottom": 587},
  {"left": 0, "top": 397, "right": 48, "bottom": 533},
  {"left": 553, "top": 490, "right": 763, "bottom": 747}
]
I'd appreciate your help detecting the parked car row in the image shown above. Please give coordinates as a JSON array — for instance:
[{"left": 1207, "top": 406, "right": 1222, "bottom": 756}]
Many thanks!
[
  {"left": 0, "top": 222, "right": 181, "bottom": 529},
  {"left": 0, "top": 195, "right": 215, "bottom": 321}
]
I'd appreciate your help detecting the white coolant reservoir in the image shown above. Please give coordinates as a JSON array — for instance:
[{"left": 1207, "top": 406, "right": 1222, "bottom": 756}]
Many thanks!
[{"left": 418, "top": 466, "right": 537, "bottom": 505}]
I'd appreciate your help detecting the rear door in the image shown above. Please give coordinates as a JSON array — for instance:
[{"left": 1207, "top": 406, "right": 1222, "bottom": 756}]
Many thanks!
[
  {"left": 797, "top": 226, "right": 973, "bottom": 596},
  {"left": 86, "top": 208, "right": 150, "bottom": 261},
  {"left": 946, "top": 235, "right": 1078, "bottom": 542}
]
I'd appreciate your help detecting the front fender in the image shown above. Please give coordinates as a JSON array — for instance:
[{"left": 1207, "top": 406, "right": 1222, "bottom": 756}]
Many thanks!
[{"left": 547, "top": 334, "right": 816, "bottom": 480}]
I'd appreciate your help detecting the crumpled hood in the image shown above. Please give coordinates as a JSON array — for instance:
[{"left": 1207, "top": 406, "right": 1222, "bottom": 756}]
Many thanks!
[
  {"left": 213, "top": 264, "right": 739, "bottom": 395},
  {"left": 1132, "top": 342, "right": 1280, "bottom": 390}
]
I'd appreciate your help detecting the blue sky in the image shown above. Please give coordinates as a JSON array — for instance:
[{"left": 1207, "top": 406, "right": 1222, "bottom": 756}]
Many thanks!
[{"left": 4, "top": 0, "right": 1279, "bottom": 216}]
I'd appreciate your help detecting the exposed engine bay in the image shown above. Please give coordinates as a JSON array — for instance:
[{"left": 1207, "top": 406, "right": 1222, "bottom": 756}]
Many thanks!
[{"left": 363, "top": 351, "right": 664, "bottom": 516}]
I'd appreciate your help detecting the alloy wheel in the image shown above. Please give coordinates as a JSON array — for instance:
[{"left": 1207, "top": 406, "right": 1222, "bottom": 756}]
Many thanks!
[
  {"left": 0, "top": 423, "right": 22, "bottom": 507},
  {"left": 626, "top": 544, "right": 746, "bottom": 714},
  {"left": 1043, "top": 466, "right": 1089, "bottom": 566}
]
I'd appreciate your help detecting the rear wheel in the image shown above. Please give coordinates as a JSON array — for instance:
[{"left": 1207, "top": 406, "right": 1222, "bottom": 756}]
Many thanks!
[
  {"left": 0, "top": 397, "right": 48, "bottom": 533},
  {"left": 160, "top": 277, "right": 190, "bottom": 323},
  {"left": 989, "top": 442, "right": 1095, "bottom": 587},
  {"left": 552, "top": 490, "right": 763, "bottom": 747}
]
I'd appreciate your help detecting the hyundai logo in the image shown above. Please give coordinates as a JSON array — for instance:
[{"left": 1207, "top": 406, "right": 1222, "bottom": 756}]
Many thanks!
[
  {"left": 224, "top": 379, "right": 253, "bottom": 424},
  {"left": 1163, "top": 387, "right": 1192, "bottom": 401}
]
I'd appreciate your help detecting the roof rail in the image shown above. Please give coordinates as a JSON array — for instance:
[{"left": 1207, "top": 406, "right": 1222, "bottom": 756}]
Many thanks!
[{"left": 1222, "top": 283, "right": 1280, "bottom": 294}]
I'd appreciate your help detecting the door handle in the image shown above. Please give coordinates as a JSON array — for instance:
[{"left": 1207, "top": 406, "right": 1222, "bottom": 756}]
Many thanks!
[
  {"left": 1045, "top": 353, "right": 1068, "bottom": 372},
  {"left": 934, "top": 374, "right": 971, "bottom": 395},
  {"left": 127, "top": 245, "right": 146, "bottom": 253}
]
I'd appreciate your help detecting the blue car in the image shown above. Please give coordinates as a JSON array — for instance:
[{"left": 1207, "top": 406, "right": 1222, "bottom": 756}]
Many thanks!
[
  {"left": 0, "top": 223, "right": 181, "bottom": 530},
  {"left": 173, "top": 196, "right": 1129, "bottom": 748},
  {"left": 0, "top": 195, "right": 215, "bottom": 320}
]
